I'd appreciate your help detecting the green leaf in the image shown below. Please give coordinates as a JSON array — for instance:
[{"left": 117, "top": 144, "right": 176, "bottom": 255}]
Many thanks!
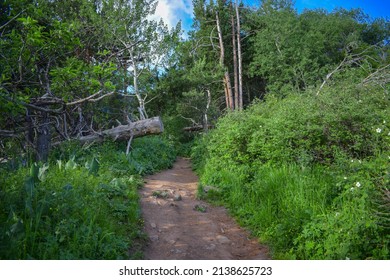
[
  {"left": 30, "top": 163, "right": 39, "bottom": 182},
  {"left": 65, "top": 156, "right": 78, "bottom": 170},
  {"left": 88, "top": 157, "right": 100, "bottom": 176}
]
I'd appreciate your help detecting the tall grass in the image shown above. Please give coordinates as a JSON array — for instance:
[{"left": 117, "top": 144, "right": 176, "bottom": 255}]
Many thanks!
[
  {"left": 199, "top": 162, "right": 336, "bottom": 256},
  {"left": 0, "top": 136, "right": 176, "bottom": 259}
]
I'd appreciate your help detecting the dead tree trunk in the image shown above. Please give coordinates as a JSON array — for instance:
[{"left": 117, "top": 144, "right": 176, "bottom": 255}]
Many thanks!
[
  {"left": 216, "top": 11, "right": 233, "bottom": 111},
  {"left": 129, "top": 49, "right": 148, "bottom": 120},
  {"left": 203, "top": 89, "right": 211, "bottom": 132},
  {"left": 232, "top": 10, "right": 239, "bottom": 110},
  {"left": 79, "top": 116, "right": 164, "bottom": 143},
  {"left": 236, "top": 2, "right": 243, "bottom": 110}
]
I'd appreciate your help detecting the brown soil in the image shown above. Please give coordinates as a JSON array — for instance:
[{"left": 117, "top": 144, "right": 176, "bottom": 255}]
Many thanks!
[{"left": 140, "top": 157, "right": 270, "bottom": 260}]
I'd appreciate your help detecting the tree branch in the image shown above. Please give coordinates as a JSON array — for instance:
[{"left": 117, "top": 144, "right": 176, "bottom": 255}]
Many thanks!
[
  {"left": 0, "top": 10, "right": 26, "bottom": 32},
  {"left": 66, "top": 90, "right": 115, "bottom": 106}
]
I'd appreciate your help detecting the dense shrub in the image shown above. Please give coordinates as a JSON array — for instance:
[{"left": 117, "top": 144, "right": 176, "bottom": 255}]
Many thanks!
[
  {"left": 293, "top": 155, "right": 389, "bottom": 260},
  {"left": 192, "top": 84, "right": 389, "bottom": 259},
  {"left": 0, "top": 136, "right": 176, "bottom": 259}
]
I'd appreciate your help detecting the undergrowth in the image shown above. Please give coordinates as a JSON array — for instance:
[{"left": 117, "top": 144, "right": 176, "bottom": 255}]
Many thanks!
[
  {"left": 192, "top": 83, "right": 389, "bottom": 259},
  {"left": 0, "top": 136, "right": 176, "bottom": 259}
]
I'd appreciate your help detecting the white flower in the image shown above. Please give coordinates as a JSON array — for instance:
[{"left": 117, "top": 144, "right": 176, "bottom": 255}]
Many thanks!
[
  {"left": 344, "top": 177, "right": 347, "bottom": 180},
  {"left": 384, "top": 120, "right": 387, "bottom": 124},
  {"left": 351, "top": 160, "right": 354, "bottom": 162},
  {"left": 356, "top": 182, "right": 361, "bottom": 188},
  {"left": 358, "top": 160, "right": 362, "bottom": 164},
  {"left": 350, "top": 187, "right": 355, "bottom": 191},
  {"left": 376, "top": 128, "right": 382, "bottom": 133}
]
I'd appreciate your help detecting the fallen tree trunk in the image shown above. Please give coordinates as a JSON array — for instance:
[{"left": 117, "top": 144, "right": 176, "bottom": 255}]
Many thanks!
[
  {"left": 79, "top": 116, "right": 164, "bottom": 143},
  {"left": 183, "top": 125, "right": 213, "bottom": 132}
]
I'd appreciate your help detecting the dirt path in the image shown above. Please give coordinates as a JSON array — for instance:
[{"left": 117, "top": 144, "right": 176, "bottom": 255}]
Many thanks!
[{"left": 140, "top": 157, "right": 269, "bottom": 260}]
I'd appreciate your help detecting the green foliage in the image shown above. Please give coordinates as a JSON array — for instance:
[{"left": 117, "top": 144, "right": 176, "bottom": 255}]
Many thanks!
[
  {"left": 0, "top": 136, "right": 176, "bottom": 259},
  {"left": 197, "top": 83, "right": 388, "bottom": 168},
  {"left": 293, "top": 155, "right": 389, "bottom": 260},
  {"left": 0, "top": 0, "right": 180, "bottom": 162},
  {"left": 124, "top": 137, "right": 177, "bottom": 175},
  {"left": 186, "top": 2, "right": 389, "bottom": 260},
  {"left": 248, "top": 7, "right": 389, "bottom": 94},
  {"left": 192, "top": 82, "right": 389, "bottom": 259}
]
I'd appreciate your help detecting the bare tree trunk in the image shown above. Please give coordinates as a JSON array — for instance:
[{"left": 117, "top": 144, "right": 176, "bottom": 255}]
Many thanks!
[
  {"left": 79, "top": 116, "right": 164, "bottom": 143},
  {"left": 232, "top": 11, "right": 239, "bottom": 110},
  {"left": 216, "top": 11, "right": 233, "bottom": 110},
  {"left": 130, "top": 49, "right": 147, "bottom": 120},
  {"left": 203, "top": 89, "right": 211, "bottom": 132},
  {"left": 236, "top": 2, "right": 243, "bottom": 110}
]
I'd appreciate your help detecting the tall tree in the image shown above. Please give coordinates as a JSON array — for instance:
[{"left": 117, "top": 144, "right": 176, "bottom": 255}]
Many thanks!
[
  {"left": 231, "top": 7, "right": 239, "bottom": 110},
  {"left": 216, "top": 9, "right": 233, "bottom": 110},
  {"left": 235, "top": 1, "right": 243, "bottom": 110}
]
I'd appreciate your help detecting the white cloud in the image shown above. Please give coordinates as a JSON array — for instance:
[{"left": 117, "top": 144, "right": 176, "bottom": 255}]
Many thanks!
[{"left": 153, "top": 0, "right": 193, "bottom": 30}]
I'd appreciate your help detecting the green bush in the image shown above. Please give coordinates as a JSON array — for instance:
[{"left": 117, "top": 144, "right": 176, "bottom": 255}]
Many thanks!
[
  {"left": 192, "top": 83, "right": 389, "bottom": 259},
  {"left": 293, "top": 155, "right": 389, "bottom": 260}
]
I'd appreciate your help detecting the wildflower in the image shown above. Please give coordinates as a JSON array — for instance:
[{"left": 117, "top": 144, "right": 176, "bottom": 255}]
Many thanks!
[
  {"left": 376, "top": 128, "right": 382, "bottom": 133},
  {"left": 358, "top": 160, "right": 362, "bottom": 164},
  {"left": 344, "top": 177, "right": 347, "bottom": 180},
  {"left": 384, "top": 120, "right": 387, "bottom": 124},
  {"left": 356, "top": 182, "right": 361, "bottom": 188},
  {"left": 351, "top": 159, "right": 354, "bottom": 162},
  {"left": 350, "top": 187, "right": 355, "bottom": 191}
]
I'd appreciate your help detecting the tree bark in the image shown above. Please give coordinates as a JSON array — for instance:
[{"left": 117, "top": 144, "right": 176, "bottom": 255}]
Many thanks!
[
  {"left": 129, "top": 49, "right": 148, "bottom": 120},
  {"left": 232, "top": 11, "right": 239, "bottom": 110},
  {"left": 216, "top": 11, "right": 233, "bottom": 110},
  {"left": 236, "top": 2, "right": 243, "bottom": 110},
  {"left": 78, "top": 116, "right": 164, "bottom": 143},
  {"left": 203, "top": 89, "right": 211, "bottom": 132}
]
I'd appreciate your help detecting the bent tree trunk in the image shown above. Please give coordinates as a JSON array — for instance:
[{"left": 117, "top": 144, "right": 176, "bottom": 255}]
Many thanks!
[{"left": 79, "top": 116, "right": 164, "bottom": 143}]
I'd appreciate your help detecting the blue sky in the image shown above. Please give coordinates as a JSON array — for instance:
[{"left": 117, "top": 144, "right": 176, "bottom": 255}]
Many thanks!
[
  {"left": 154, "top": 0, "right": 390, "bottom": 35},
  {"left": 294, "top": 0, "right": 390, "bottom": 19}
]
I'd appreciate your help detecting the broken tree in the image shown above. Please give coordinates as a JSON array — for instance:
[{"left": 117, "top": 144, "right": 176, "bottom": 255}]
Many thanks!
[{"left": 78, "top": 116, "right": 164, "bottom": 143}]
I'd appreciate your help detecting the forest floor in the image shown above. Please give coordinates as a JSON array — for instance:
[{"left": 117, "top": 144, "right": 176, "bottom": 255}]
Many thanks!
[{"left": 140, "top": 157, "right": 270, "bottom": 260}]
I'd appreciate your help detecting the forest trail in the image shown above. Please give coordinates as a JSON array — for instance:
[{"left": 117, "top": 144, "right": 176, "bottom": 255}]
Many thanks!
[{"left": 140, "top": 157, "right": 270, "bottom": 260}]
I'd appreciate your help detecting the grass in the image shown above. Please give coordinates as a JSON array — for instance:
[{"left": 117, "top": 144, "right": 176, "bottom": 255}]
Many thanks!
[
  {"left": 196, "top": 157, "right": 389, "bottom": 259},
  {"left": 0, "top": 136, "right": 176, "bottom": 259}
]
